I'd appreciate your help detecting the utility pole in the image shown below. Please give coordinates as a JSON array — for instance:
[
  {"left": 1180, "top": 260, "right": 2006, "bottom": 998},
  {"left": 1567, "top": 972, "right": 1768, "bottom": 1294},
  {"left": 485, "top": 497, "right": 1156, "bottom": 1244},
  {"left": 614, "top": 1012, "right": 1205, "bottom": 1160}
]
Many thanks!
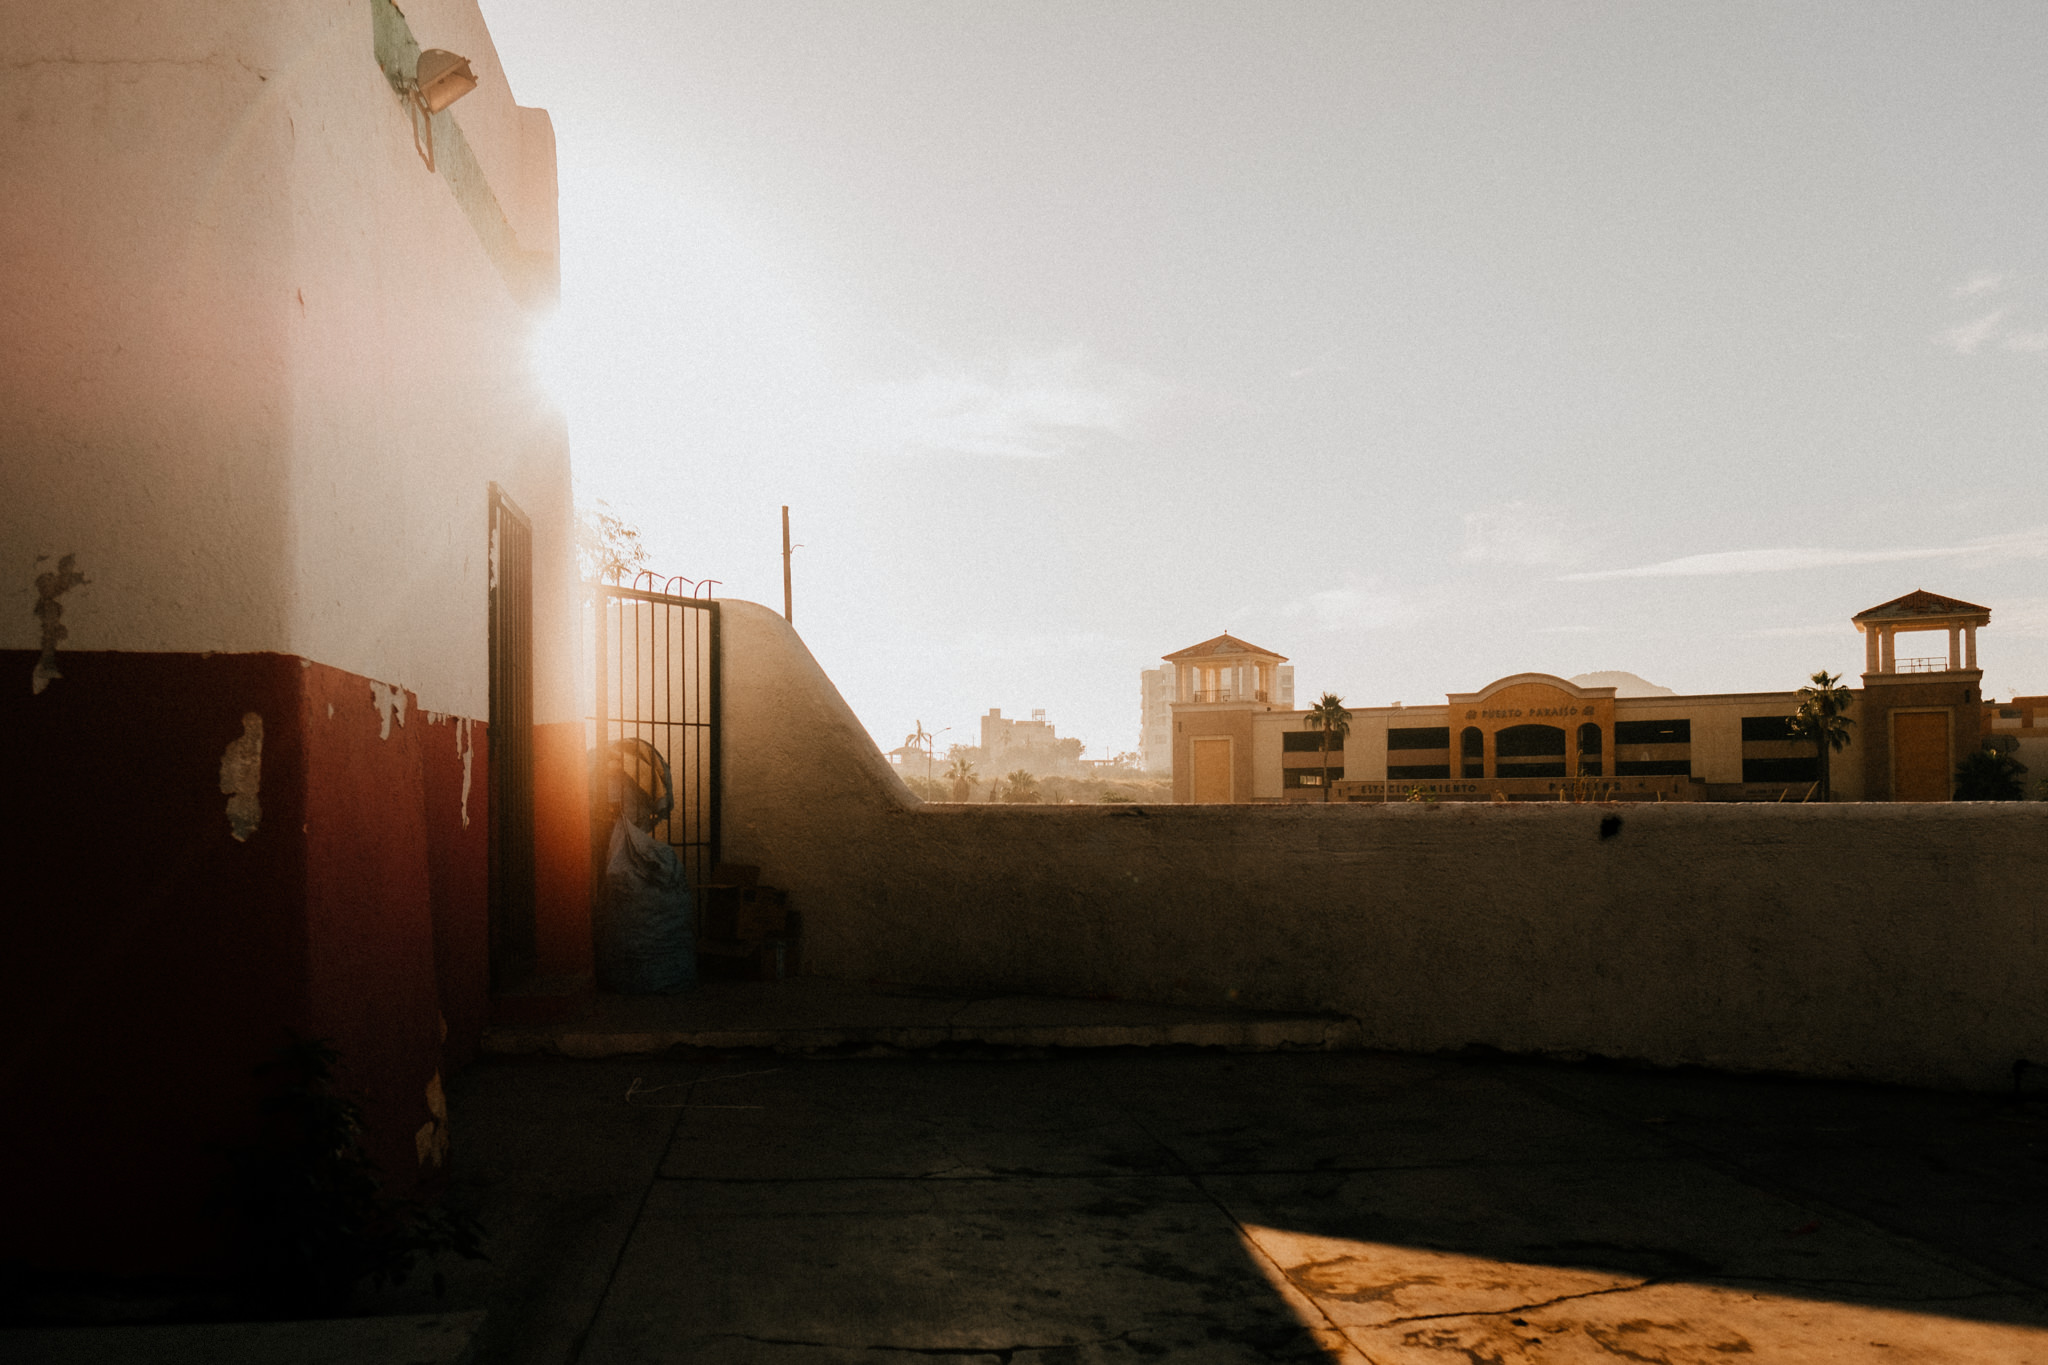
[{"left": 781, "top": 505, "right": 793, "bottom": 623}]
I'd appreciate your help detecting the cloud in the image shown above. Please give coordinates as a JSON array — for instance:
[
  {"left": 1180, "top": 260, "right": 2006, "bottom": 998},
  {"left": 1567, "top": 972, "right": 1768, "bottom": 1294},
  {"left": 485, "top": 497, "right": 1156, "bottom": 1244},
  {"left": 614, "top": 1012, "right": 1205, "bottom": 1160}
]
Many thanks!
[
  {"left": 854, "top": 348, "right": 1162, "bottom": 460},
  {"left": 1934, "top": 309, "right": 2008, "bottom": 354},
  {"left": 1280, "top": 583, "right": 1412, "bottom": 633},
  {"left": 1561, "top": 527, "right": 2048, "bottom": 582},
  {"left": 1951, "top": 272, "right": 2008, "bottom": 299},
  {"left": 1460, "top": 500, "right": 1579, "bottom": 567},
  {"left": 1749, "top": 623, "right": 1857, "bottom": 638},
  {"left": 1992, "top": 597, "right": 2048, "bottom": 638},
  {"left": 2003, "top": 330, "right": 2048, "bottom": 353}
]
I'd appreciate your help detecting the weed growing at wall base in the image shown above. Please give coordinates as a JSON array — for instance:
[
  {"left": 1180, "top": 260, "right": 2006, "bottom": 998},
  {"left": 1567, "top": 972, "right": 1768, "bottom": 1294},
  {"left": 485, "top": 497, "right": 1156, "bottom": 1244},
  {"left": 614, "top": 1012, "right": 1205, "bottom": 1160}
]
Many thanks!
[{"left": 217, "top": 1036, "right": 485, "bottom": 1317}]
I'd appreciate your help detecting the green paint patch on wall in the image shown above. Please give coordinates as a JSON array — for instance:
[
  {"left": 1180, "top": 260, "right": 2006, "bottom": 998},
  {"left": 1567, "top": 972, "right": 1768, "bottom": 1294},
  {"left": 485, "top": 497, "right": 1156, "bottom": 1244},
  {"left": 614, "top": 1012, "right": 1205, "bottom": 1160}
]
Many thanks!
[{"left": 369, "top": 0, "right": 552, "bottom": 307}]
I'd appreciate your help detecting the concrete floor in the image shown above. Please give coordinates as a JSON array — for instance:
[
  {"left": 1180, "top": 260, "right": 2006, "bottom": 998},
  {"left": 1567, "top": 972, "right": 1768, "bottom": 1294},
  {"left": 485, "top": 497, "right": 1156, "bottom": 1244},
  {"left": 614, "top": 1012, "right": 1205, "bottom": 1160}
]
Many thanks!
[{"left": 434, "top": 1044, "right": 2048, "bottom": 1365}]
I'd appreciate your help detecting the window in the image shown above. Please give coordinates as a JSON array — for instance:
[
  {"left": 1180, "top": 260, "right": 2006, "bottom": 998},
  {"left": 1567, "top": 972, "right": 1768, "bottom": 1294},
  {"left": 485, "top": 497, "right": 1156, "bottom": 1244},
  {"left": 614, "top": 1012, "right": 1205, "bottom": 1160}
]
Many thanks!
[
  {"left": 1743, "top": 757, "right": 1818, "bottom": 783},
  {"left": 1284, "top": 769, "right": 1341, "bottom": 787},
  {"left": 1577, "top": 722, "right": 1602, "bottom": 754},
  {"left": 1615, "top": 759, "right": 1691, "bottom": 776},
  {"left": 1387, "top": 727, "right": 1450, "bottom": 750},
  {"left": 1387, "top": 764, "right": 1451, "bottom": 780},
  {"left": 1740, "top": 716, "right": 1796, "bottom": 742},
  {"left": 1284, "top": 731, "right": 1342, "bottom": 752},
  {"left": 1496, "top": 724, "right": 1565, "bottom": 758},
  {"left": 1615, "top": 719, "right": 1690, "bottom": 745}
]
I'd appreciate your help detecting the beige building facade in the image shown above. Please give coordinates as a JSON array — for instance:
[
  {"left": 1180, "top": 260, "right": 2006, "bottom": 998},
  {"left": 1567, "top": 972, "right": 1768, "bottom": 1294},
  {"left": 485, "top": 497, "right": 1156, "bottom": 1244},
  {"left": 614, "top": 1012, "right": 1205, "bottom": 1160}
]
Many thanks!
[{"left": 1166, "top": 591, "right": 2025, "bottom": 804}]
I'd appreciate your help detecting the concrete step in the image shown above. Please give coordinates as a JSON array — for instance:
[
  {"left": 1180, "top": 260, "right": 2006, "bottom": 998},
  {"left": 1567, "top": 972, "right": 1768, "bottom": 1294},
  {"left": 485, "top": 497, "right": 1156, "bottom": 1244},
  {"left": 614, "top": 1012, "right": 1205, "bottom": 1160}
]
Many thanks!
[{"left": 481, "top": 978, "right": 1364, "bottom": 1059}]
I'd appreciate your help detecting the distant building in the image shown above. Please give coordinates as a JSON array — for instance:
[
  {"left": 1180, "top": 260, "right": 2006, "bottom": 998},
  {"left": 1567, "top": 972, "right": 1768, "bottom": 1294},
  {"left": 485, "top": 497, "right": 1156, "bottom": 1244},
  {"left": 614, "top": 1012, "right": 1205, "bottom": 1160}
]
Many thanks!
[
  {"left": 980, "top": 707, "right": 1084, "bottom": 774},
  {"left": 1139, "top": 668, "right": 1174, "bottom": 773},
  {"left": 1143, "top": 651, "right": 1289, "bottom": 776},
  {"left": 1166, "top": 591, "right": 2031, "bottom": 804},
  {"left": 1160, "top": 634, "right": 1294, "bottom": 803}
]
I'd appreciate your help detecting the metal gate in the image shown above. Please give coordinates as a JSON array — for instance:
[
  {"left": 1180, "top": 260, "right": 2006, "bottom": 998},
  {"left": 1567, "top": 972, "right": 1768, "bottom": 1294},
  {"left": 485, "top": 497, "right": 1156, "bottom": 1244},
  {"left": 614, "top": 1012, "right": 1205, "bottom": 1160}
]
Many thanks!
[{"left": 589, "top": 577, "right": 720, "bottom": 889}]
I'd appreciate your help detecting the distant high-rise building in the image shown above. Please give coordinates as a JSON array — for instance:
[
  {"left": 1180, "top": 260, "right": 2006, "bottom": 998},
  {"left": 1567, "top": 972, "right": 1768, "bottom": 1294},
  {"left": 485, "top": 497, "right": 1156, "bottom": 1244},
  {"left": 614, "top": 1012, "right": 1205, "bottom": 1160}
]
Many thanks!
[{"left": 1139, "top": 667, "right": 1174, "bottom": 773}]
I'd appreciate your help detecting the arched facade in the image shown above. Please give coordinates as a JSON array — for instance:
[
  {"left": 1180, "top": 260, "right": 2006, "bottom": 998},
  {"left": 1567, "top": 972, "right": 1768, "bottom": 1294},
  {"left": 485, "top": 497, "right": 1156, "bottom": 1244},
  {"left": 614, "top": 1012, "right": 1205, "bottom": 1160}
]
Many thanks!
[{"left": 1446, "top": 674, "right": 1617, "bottom": 781}]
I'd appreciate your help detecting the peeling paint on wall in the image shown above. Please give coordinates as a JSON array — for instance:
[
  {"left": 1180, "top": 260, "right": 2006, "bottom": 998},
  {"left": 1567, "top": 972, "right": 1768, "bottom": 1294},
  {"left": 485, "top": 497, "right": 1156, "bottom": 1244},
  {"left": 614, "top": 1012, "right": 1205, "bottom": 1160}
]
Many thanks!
[
  {"left": 414, "top": 1068, "right": 449, "bottom": 1167},
  {"left": 457, "top": 717, "right": 474, "bottom": 829},
  {"left": 30, "top": 554, "right": 88, "bottom": 695},
  {"left": 219, "top": 713, "right": 264, "bottom": 841},
  {"left": 370, "top": 681, "right": 408, "bottom": 739}
]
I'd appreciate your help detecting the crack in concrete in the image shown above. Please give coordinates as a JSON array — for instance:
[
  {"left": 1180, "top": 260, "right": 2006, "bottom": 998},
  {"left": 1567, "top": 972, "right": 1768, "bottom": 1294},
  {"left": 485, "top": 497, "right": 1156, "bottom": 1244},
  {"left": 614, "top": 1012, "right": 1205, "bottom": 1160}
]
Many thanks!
[
  {"left": 703, "top": 1330, "right": 1137, "bottom": 1360},
  {"left": 5, "top": 53, "right": 273, "bottom": 81},
  {"left": 1123, "top": 1110, "right": 1370, "bottom": 1360},
  {"left": 1379, "top": 1277, "right": 1662, "bottom": 1326},
  {"left": 567, "top": 1077, "right": 698, "bottom": 1365}
]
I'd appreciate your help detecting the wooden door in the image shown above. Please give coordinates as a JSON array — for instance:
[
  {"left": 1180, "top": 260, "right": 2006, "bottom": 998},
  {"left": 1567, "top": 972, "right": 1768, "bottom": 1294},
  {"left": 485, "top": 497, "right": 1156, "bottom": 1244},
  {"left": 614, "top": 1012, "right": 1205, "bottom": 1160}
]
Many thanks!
[
  {"left": 1191, "top": 737, "right": 1233, "bottom": 803},
  {"left": 1891, "top": 710, "right": 1950, "bottom": 801}
]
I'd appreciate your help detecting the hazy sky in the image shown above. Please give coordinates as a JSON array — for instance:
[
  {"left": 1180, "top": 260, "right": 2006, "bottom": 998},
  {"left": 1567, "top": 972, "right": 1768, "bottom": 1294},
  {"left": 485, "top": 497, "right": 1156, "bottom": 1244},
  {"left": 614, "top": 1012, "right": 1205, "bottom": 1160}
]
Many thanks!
[{"left": 485, "top": 1, "right": 2048, "bottom": 757}]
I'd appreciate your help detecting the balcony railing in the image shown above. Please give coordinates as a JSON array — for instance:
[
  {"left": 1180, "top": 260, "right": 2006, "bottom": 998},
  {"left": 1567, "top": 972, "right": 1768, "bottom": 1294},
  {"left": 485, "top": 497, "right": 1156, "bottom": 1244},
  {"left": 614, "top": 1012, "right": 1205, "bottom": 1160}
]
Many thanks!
[
  {"left": 1894, "top": 656, "right": 1949, "bottom": 673},
  {"left": 1188, "top": 689, "right": 1268, "bottom": 703}
]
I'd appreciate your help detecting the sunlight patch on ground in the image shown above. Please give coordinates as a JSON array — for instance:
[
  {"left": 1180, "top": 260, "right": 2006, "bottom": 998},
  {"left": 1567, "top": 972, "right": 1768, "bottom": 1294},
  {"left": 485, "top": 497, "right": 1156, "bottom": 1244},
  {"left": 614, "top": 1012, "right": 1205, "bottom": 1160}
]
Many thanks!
[{"left": 1238, "top": 1225, "right": 2048, "bottom": 1363}]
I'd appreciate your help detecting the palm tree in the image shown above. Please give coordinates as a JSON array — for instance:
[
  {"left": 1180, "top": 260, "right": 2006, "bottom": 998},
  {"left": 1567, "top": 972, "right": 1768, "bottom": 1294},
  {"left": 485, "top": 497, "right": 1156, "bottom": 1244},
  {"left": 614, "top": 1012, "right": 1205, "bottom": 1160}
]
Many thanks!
[
  {"left": 1000, "top": 769, "right": 1042, "bottom": 804},
  {"left": 1954, "top": 746, "right": 2028, "bottom": 800},
  {"left": 1301, "top": 692, "right": 1352, "bottom": 803},
  {"left": 946, "top": 755, "right": 977, "bottom": 802},
  {"left": 1785, "top": 670, "right": 1855, "bottom": 802}
]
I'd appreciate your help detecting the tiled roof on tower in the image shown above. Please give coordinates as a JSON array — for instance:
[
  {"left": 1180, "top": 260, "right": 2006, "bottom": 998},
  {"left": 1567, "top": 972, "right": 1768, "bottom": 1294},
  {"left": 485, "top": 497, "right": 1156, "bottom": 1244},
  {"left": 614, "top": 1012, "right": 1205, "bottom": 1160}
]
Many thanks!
[
  {"left": 1852, "top": 590, "right": 1991, "bottom": 622},
  {"left": 1162, "top": 632, "right": 1288, "bottom": 663}
]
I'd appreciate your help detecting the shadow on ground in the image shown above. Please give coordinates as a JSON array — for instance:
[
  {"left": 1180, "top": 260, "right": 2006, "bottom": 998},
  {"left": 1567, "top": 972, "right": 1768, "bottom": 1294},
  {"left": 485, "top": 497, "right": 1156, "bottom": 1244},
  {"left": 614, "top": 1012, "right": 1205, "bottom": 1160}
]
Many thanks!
[{"left": 438, "top": 1050, "right": 2048, "bottom": 1364}]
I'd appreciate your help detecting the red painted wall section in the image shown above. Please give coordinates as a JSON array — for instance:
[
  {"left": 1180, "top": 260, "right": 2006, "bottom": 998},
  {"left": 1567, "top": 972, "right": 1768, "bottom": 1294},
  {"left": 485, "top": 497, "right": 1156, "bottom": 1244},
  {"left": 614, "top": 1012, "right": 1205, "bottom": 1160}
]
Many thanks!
[
  {"left": 298, "top": 665, "right": 476, "bottom": 1197},
  {"left": 0, "top": 649, "right": 491, "bottom": 1276},
  {"left": 422, "top": 712, "right": 491, "bottom": 1073},
  {"left": 3, "top": 650, "right": 313, "bottom": 1273},
  {"left": 532, "top": 720, "right": 593, "bottom": 984}
]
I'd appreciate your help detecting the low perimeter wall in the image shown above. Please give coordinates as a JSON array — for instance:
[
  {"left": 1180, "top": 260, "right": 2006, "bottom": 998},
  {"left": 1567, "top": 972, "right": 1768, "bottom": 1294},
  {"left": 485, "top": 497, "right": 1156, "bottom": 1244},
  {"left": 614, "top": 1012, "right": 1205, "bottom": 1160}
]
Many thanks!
[{"left": 718, "top": 601, "right": 2048, "bottom": 1092}]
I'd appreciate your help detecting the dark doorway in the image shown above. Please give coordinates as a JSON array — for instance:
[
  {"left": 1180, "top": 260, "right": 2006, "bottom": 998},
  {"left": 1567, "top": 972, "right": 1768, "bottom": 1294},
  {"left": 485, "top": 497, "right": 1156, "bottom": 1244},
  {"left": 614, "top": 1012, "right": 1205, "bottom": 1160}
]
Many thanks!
[{"left": 487, "top": 484, "right": 537, "bottom": 988}]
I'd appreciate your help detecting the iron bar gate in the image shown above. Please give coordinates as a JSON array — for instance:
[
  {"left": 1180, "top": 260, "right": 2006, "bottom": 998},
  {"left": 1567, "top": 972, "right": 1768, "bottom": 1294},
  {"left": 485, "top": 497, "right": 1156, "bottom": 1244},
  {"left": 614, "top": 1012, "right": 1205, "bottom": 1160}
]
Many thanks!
[{"left": 589, "top": 579, "right": 720, "bottom": 890}]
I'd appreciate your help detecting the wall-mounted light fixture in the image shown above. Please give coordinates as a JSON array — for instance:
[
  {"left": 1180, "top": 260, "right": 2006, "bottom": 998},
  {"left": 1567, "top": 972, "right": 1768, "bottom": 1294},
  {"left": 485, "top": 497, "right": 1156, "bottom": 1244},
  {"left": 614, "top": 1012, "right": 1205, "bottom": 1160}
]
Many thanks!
[{"left": 408, "top": 48, "right": 478, "bottom": 171}]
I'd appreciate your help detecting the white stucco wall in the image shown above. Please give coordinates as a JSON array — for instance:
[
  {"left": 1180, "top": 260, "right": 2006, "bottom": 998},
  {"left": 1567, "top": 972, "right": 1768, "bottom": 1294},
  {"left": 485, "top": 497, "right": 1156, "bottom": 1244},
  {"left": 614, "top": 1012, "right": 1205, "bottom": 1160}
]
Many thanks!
[
  {"left": 1, "top": 0, "right": 574, "bottom": 721},
  {"left": 721, "top": 600, "right": 2048, "bottom": 1092},
  {"left": 1, "top": 4, "right": 300, "bottom": 657}
]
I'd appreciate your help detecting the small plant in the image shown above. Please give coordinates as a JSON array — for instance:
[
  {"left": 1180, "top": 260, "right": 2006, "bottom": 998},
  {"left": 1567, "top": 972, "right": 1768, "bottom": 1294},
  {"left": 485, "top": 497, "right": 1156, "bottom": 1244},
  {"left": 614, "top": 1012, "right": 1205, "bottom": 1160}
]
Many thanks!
[
  {"left": 575, "top": 500, "right": 649, "bottom": 584},
  {"left": 219, "top": 1036, "right": 485, "bottom": 1317}
]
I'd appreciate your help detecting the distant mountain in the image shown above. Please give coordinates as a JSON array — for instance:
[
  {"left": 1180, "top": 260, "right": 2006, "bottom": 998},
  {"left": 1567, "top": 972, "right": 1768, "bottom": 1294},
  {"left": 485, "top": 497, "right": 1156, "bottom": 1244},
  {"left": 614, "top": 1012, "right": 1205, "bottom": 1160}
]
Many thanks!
[{"left": 1570, "top": 670, "right": 1675, "bottom": 698}]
